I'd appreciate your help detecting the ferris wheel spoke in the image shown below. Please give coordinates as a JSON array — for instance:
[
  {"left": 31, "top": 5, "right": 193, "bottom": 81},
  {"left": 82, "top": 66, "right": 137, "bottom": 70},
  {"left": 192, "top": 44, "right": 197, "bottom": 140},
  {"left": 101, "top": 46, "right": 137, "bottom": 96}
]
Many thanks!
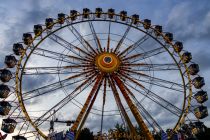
[
  {"left": 49, "top": 32, "right": 94, "bottom": 59},
  {"left": 47, "top": 33, "right": 84, "bottom": 58},
  {"left": 88, "top": 21, "right": 103, "bottom": 52},
  {"left": 35, "top": 73, "right": 97, "bottom": 126},
  {"left": 113, "top": 25, "right": 131, "bottom": 53},
  {"left": 33, "top": 48, "right": 83, "bottom": 65},
  {"left": 121, "top": 74, "right": 182, "bottom": 116},
  {"left": 100, "top": 78, "right": 107, "bottom": 135},
  {"left": 22, "top": 69, "right": 84, "bottom": 75},
  {"left": 71, "top": 74, "right": 103, "bottom": 132},
  {"left": 106, "top": 21, "right": 111, "bottom": 52},
  {"left": 22, "top": 65, "right": 91, "bottom": 75},
  {"left": 119, "top": 33, "right": 150, "bottom": 57},
  {"left": 66, "top": 19, "right": 98, "bottom": 55},
  {"left": 76, "top": 76, "right": 104, "bottom": 138},
  {"left": 124, "top": 81, "right": 182, "bottom": 117},
  {"left": 121, "top": 63, "right": 181, "bottom": 71},
  {"left": 23, "top": 76, "right": 89, "bottom": 101},
  {"left": 122, "top": 46, "right": 166, "bottom": 63},
  {"left": 19, "top": 130, "right": 38, "bottom": 137},
  {"left": 123, "top": 69, "right": 184, "bottom": 91},
  {"left": 21, "top": 65, "right": 91, "bottom": 75},
  {"left": 112, "top": 75, "right": 154, "bottom": 140},
  {"left": 108, "top": 77, "right": 137, "bottom": 137},
  {"left": 126, "top": 73, "right": 184, "bottom": 93},
  {"left": 22, "top": 70, "right": 94, "bottom": 99},
  {"left": 124, "top": 85, "right": 162, "bottom": 132},
  {"left": 37, "top": 47, "right": 91, "bottom": 63}
]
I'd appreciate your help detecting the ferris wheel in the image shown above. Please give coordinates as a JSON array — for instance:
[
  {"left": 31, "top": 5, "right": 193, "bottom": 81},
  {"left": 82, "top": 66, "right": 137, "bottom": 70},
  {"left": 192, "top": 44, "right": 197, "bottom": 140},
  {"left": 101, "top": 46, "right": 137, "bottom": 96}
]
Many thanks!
[{"left": 0, "top": 8, "right": 208, "bottom": 140}]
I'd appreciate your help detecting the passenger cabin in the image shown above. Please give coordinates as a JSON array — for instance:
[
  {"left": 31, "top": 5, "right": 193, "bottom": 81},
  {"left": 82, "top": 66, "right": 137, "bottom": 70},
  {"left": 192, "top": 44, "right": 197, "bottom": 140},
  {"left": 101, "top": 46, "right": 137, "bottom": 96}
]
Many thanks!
[
  {"left": 193, "top": 77, "right": 205, "bottom": 89},
  {"left": 182, "top": 52, "right": 192, "bottom": 63},
  {"left": 12, "top": 135, "right": 27, "bottom": 140},
  {"left": 194, "top": 90, "right": 208, "bottom": 104},
  {"left": 45, "top": 18, "right": 54, "bottom": 29},
  {"left": 132, "top": 14, "right": 139, "bottom": 24},
  {"left": 0, "top": 84, "right": 10, "bottom": 98},
  {"left": 154, "top": 25, "right": 162, "bottom": 36},
  {"left": 120, "top": 11, "right": 127, "bottom": 21},
  {"left": 70, "top": 10, "right": 77, "bottom": 21},
  {"left": 174, "top": 41, "right": 183, "bottom": 53},
  {"left": 0, "top": 101, "right": 11, "bottom": 116},
  {"left": 95, "top": 8, "right": 102, "bottom": 18},
  {"left": 58, "top": 13, "right": 65, "bottom": 24},
  {"left": 33, "top": 25, "right": 42, "bottom": 36},
  {"left": 165, "top": 32, "right": 173, "bottom": 43},
  {"left": 194, "top": 106, "right": 208, "bottom": 119},
  {"left": 143, "top": 19, "right": 151, "bottom": 29},
  {"left": 181, "top": 124, "right": 189, "bottom": 131},
  {"left": 108, "top": 8, "right": 115, "bottom": 19},
  {"left": 188, "top": 64, "right": 199, "bottom": 75},
  {"left": 190, "top": 121, "right": 205, "bottom": 135},
  {"left": 83, "top": 8, "right": 90, "bottom": 18},
  {"left": 1, "top": 118, "right": 17, "bottom": 133},
  {"left": 22, "top": 33, "right": 32, "bottom": 45},
  {"left": 192, "top": 126, "right": 199, "bottom": 135},
  {"left": 13, "top": 43, "right": 24, "bottom": 55},
  {"left": 0, "top": 69, "right": 12, "bottom": 83},
  {"left": 4, "top": 55, "right": 17, "bottom": 68}
]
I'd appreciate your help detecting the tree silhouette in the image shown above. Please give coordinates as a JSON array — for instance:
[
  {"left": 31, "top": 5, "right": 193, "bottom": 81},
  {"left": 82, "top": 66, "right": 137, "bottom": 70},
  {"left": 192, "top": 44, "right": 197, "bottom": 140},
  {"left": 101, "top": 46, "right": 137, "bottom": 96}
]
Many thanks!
[
  {"left": 195, "top": 127, "right": 210, "bottom": 140},
  {"left": 77, "top": 128, "right": 94, "bottom": 140}
]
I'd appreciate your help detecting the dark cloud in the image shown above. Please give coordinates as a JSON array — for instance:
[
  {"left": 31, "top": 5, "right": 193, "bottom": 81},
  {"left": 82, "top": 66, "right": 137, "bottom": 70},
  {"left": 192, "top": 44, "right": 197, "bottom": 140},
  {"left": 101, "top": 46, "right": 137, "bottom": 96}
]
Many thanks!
[
  {"left": 193, "top": 50, "right": 210, "bottom": 71},
  {"left": 2, "top": 4, "right": 51, "bottom": 52},
  {"left": 166, "top": 1, "right": 210, "bottom": 42}
]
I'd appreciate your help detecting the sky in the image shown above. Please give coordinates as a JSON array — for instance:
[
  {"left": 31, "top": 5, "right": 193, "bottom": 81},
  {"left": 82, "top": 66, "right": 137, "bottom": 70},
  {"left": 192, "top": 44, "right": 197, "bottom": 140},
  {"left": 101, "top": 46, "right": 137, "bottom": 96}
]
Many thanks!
[{"left": 0, "top": 0, "right": 210, "bottom": 139}]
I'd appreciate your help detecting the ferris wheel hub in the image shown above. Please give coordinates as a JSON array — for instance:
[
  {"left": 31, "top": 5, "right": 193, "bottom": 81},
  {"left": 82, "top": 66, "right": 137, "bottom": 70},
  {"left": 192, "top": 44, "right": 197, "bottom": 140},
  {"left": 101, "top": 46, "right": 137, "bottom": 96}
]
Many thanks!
[{"left": 95, "top": 53, "right": 120, "bottom": 73}]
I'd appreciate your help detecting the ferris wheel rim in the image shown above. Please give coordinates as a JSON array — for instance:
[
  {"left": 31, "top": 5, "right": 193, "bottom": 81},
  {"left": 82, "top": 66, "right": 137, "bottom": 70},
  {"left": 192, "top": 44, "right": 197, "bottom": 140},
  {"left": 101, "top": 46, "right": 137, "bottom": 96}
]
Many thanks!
[{"left": 11, "top": 11, "right": 193, "bottom": 139}]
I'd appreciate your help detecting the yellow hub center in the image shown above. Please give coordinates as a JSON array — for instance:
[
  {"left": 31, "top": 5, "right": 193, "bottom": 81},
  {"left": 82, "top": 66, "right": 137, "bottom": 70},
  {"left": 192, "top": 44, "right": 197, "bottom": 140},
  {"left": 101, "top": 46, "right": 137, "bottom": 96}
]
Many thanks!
[{"left": 95, "top": 53, "right": 120, "bottom": 73}]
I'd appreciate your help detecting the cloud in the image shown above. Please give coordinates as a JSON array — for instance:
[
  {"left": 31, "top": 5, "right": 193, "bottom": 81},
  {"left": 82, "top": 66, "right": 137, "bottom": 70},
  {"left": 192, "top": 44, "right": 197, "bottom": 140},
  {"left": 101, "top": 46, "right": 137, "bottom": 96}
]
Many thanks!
[
  {"left": 166, "top": 1, "right": 210, "bottom": 42},
  {"left": 193, "top": 50, "right": 210, "bottom": 71}
]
